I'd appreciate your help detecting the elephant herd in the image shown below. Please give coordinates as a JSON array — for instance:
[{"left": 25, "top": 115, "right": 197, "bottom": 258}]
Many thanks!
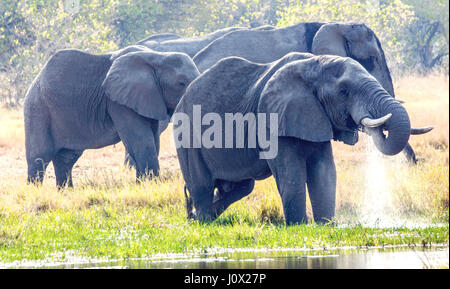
[{"left": 24, "top": 22, "right": 433, "bottom": 224}]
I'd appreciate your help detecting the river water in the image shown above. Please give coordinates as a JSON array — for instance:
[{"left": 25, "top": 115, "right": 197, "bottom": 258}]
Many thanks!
[{"left": 4, "top": 246, "right": 448, "bottom": 269}]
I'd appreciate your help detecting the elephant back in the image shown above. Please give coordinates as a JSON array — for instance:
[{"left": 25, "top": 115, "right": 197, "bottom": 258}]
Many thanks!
[
  {"left": 176, "top": 52, "right": 316, "bottom": 123},
  {"left": 38, "top": 49, "right": 114, "bottom": 141},
  {"left": 142, "top": 27, "right": 247, "bottom": 57},
  {"left": 193, "top": 24, "right": 310, "bottom": 72},
  {"left": 247, "top": 52, "right": 315, "bottom": 99},
  {"left": 40, "top": 49, "right": 111, "bottom": 109},
  {"left": 176, "top": 57, "right": 267, "bottom": 118}
]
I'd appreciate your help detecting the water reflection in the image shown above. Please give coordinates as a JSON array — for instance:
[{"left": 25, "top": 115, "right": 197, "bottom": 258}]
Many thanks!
[{"left": 6, "top": 246, "right": 448, "bottom": 269}]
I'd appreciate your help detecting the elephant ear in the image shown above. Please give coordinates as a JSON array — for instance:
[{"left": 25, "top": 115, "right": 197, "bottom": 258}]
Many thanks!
[
  {"left": 311, "top": 23, "right": 348, "bottom": 57},
  {"left": 258, "top": 58, "right": 333, "bottom": 142},
  {"left": 312, "top": 23, "right": 379, "bottom": 60},
  {"left": 344, "top": 25, "right": 379, "bottom": 59},
  {"left": 102, "top": 51, "right": 168, "bottom": 120}
]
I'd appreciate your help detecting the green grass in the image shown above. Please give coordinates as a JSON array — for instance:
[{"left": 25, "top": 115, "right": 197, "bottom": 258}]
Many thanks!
[
  {"left": 0, "top": 173, "right": 448, "bottom": 264},
  {"left": 0, "top": 74, "right": 448, "bottom": 265}
]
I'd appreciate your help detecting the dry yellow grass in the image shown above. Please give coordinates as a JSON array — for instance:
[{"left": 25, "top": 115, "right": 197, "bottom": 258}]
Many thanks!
[{"left": 0, "top": 74, "right": 448, "bottom": 223}]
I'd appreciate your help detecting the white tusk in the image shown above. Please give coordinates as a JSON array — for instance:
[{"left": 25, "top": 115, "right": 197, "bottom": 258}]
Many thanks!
[
  {"left": 361, "top": 113, "right": 392, "bottom": 128},
  {"left": 410, "top": 126, "right": 434, "bottom": 135},
  {"left": 395, "top": 99, "right": 405, "bottom": 104}
]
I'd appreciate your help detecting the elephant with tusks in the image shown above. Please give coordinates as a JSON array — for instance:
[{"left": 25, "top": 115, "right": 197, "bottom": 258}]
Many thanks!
[
  {"left": 126, "top": 23, "right": 432, "bottom": 168},
  {"left": 192, "top": 22, "right": 433, "bottom": 163},
  {"left": 174, "top": 53, "right": 412, "bottom": 224}
]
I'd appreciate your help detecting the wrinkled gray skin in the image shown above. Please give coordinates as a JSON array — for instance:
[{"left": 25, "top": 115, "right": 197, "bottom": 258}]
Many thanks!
[
  {"left": 138, "top": 27, "right": 247, "bottom": 57},
  {"left": 24, "top": 45, "right": 199, "bottom": 188},
  {"left": 175, "top": 53, "right": 411, "bottom": 224},
  {"left": 135, "top": 25, "right": 274, "bottom": 45},
  {"left": 124, "top": 25, "right": 275, "bottom": 167},
  {"left": 193, "top": 22, "right": 432, "bottom": 163},
  {"left": 138, "top": 25, "right": 276, "bottom": 58}
]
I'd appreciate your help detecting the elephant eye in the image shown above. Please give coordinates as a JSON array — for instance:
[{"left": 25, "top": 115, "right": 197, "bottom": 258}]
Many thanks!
[
  {"left": 179, "top": 82, "right": 186, "bottom": 87},
  {"left": 338, "top": 81, "right": 349, "bottom": 93},
  {"left": 340, "top": 87, "right": 349, "bottom": 98}
]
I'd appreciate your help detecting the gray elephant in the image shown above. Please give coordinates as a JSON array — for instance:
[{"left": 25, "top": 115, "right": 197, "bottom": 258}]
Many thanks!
[
  {"left": 174, "top": 53, "right": 411, "bottom": 224},
  {"left": 138, "top": 27, "right": 246, "bottom": 57},
  {"left": 138, "top": 25, "right": 277, "bottom": 58},
  {"left": 24, "top": 45, "right": 199, "bottom": 187},
  {"left": 192, "top": 22, "right": 433, "bottom": 163},
  {"left": 123, "top": 25, "right": 276, "bottom": 167}
]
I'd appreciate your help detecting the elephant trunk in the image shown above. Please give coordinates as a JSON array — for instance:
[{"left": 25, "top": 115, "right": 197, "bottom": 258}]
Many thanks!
[
  {"left": 369, "top": 97, "right": 411, "bottom": 155},
  {"left": 352, "top": 80, "right": 411, "bottom": 156}
]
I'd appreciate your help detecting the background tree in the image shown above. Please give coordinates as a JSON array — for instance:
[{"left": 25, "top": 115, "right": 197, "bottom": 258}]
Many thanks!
[
  {"left": 403, "top": 0, "right": 449, "bottom": 73},
  {"left": 0, "top": 0, "right": 448, "bottom": 106},
  {"left": 277, "top": 0, "right": 418, "bottom": 75},
  {"left": 0, "top": 0, "right": 118, "bottom": 107}
]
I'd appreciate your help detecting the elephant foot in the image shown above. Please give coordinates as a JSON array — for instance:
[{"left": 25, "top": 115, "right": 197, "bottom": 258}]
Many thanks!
[
  {"left": 212, "top": 179, "right": 255, "bottom": 217},
  {"left": 184, "top": 179, "right": 255, "bottom": 222},
  {"left": 184, "top": 185, "right": 217, "bottom": 222}
]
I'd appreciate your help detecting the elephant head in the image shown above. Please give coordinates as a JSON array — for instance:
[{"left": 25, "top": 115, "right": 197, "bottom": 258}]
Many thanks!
[
  {"left": 259, "top": 55, "right": 411, "bottom": 155},
  {"left": 311, "top": 23, "right": 395, "bottom": 98},
  {"left": 102, "top": 46, "right": 200, "bottom": 120},
  {"left": 311, "top": 22, "right": 433, "bottom": 153}
]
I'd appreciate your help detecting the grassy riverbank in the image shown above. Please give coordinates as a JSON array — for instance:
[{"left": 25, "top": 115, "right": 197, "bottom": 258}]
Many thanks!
[
  {"left": 0, "top": 176, "right": 448, "bottom": 262},
  {"left": 0, "top": 74, "right": 448, "bottom": 264}
]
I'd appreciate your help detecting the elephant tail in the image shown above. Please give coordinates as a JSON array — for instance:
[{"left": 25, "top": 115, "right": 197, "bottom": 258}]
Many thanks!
[{"left": 184, "top": 185, "right": 193, "bottom": 218}]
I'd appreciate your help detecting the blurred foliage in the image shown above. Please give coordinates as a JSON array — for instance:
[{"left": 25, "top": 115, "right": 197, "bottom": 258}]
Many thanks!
[
  {"left": 0, "top": 0, "right": 118, "bottom": 106},
  {"left": 402, "top": 0, "right": 449, "bottom": 72},
  {"left": 278, "top": 0, "right": 448, "bottom": 75},
  {"left": 0, "top": 0, "right": 448, "bottom": 106}
]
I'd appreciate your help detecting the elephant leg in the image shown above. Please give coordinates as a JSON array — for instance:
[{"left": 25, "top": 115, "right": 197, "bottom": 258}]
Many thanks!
[
  {"left": 124, "top": 130, "right": 160, "bottom": 168},
  {"left": 108, "top": 102, "right": 160, "bottom": 180},
  {"left": 124, "top": 150, "right": 136, "bottom": 168},
  {"left": 53, "top": 149, "right": 83, "bottom": 188},
  {"left": 123, "top": 117, "right": 166, "bottom": 168},
  {"left": 186, "top": 183, "right": 216, "bottom": 221},
  {"left": 402, "top": 142, "right": 417, "bottom": 164},
  {"left": 158, "top": 118, "right": 170, "bottom": 135},
  {"left": 25, "top": 119, "right": 55, "bottom": 185},
  {"left": 213, "top": 179, "right": 255, "bottom": 217},
  {"left": 306, "top": 141, "right": 336, "bottom": 224},
  {"left": 178, "top": 148, "right": 215, "bottom": 221},
  {"left": 27, "top": 153, "right": 53, "bottom": 185},
  {"left": 267, "top": 137, "right": 308, "bottom": 225}
]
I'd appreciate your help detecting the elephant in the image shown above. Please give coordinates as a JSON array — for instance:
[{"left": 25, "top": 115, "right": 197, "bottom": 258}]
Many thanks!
[
  {"left": 24, "top": 45, "right": 200, "bottom": 188},
  {"left": 192, "top": 22, "right": 433, "bottom": 163},
  {"left": 174, "top": 52, "right": 412, "bottom": 224},
  {"left": 138, "top": 25, "right": 278, "bottom": 58},
  {"left": 138, "top": 27, "right": 246, "bottom": 57},
  {"left": 122, "top": 28, "right": 245, "bottom": 167},
  {"left": 123, "top": 24, "right": 278, "bottom": 167}
]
